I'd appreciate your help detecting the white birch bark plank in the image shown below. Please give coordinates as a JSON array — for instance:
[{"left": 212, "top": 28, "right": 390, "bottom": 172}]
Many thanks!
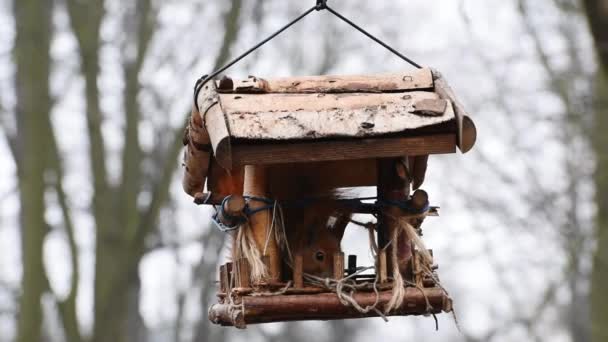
[{"left": 219, "top": 91, "right": 454, "bottom": 141}]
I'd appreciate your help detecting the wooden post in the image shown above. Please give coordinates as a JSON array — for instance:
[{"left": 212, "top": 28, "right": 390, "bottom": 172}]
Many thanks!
[
  {"left": 235, "top": 258, "right": 251, "bottom": 288},
  {"left": 182, "top": 105, "right": 212, "bottom": 196},
  {"left": 293, "top": 254, "right": 304, "bottom": 288},
  {"left": 243, "top": 165, "right": 281, "bottom": 282},
  {"left": 377, "top": 158, "right": 411, "bottom": 278},
  {"left": 225, "top": 262, "right": 233, "bottom": 291},
  {"left": 333, "top": 252, "right": 345, "bottom": 280},
  {"left": 219, "top": 264, "right": 228, "bottom": 294},
  {"left": 377, "top": 250, "right": 388, "bottom": 283}
]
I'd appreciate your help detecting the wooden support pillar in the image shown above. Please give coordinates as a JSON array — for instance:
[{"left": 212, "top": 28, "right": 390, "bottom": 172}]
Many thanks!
[
  {"left": 243, "top": 165, "right": 281, "bottom": 282},
  {"left": 293, "top": 254, "right": 304, "bottom": 288},
  {"left": 377, "top": 157, "right": 411, "bottom": 278},
  {"left": 219, "top": 264, "right": 228, "bottom": 294},
  {"left": 182, "top": 104, "right": 212, "bottom": 196},
  {"left": 235, "top": 258, "right": 250, "bottom": 288},
  {"left": 377, "top": 250, "right": 388, "bottom": 283},
  {"left": 333, "top": 252, "right": 345, "bottom": 280}
]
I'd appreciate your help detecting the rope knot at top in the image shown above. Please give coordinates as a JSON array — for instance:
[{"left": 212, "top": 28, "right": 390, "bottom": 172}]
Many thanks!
[{"left": 316, "top": 0, "right": 328, "bottom": 11}]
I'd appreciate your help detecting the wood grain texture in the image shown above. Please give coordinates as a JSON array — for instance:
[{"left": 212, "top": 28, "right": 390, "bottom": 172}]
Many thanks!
[
  {"left": 208, "top": 288, "right": 451, "bottom": 327},
  {"left": 267, "top": 159, "right": 377, "bottom": 192},
  {"left": 231, "top": 134, "right": 456, "bottom": 166},
  {"left": 460, "top": 115, "right": 477, "bottom": 153},
  {"left": 226, "top": 68, "right": 434, "bottom": 94},
  {"left": 333, "top": 252, "right": 345, "bottom": 280},
  {"left": 431, "top": 69, "right": 477, "bottom": 153},
  {"left": 220, "top": 91, "right": 454, "bottom": 141},
  {"left": 243, "top": 165, "right": 280, "bottom": 281},
  {"left": 182, "top": 107, "right": 211, "bottom": 196},
  {"left": 205, "top": 103, "right": 232, "bottom": 170},
  {"left": 293, "top": 254, "right": 304, "bottom": 289}
]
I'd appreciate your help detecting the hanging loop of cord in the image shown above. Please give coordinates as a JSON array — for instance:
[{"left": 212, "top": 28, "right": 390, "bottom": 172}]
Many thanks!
[{"left": 194, "top": 0, "right": 422, "bottom": 109}]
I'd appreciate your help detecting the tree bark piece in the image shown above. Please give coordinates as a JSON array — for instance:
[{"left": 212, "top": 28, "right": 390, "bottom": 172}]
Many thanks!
[
  {"left": 220, "top": 91, "right": 454, "bottom": 141},
  {"left": 182, "top": 106, "right": 212, "bottom": 196},
  {"left": 208, "top": 288, "right": 451, "bottom": 327},
  {"left": 409, "top": 155, "right": 429, "bottom": 190},
  {"left": 411, "top": 99, "right": 448, "bottom": 116},
  {"left": 205, "top": 103, "right": 232, "bottom": 170},
  {"left": 235, "top": 68, "right": 434, "bottom": 93}
]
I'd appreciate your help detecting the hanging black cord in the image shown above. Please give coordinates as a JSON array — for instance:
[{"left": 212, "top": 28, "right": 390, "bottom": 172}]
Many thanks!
[
  {"left": 194, "top": 0, "right": 422, "bottom": 108},
  {"left": 324, "top": 4, "right": 422, "bottom": 69},
  {"left": 194, "top": 4, "right": 319, "bottom": 105}
]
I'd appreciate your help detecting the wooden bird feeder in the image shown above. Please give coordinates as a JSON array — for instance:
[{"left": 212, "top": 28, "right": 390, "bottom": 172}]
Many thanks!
[{"left": 182, "top": 67, "right": 476, "bottom": 328}]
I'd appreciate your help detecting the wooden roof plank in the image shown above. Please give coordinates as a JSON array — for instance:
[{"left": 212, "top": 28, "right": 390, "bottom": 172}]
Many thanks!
[
  {"left": 220, "top": 91, "right": 455, "bottom": 141},
  {"left": 217, "top": 68, "right": 434, "bottom": 94}
]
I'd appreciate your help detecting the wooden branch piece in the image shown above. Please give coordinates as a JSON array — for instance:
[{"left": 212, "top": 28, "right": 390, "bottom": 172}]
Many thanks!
[
  {"left": 411, "top": 189, "right": 429, "bottom": 210},
  {"left": 461, "top": 115, "right": 477, "bottom": 153},
  {"left": 243, "top": 165, "right": 280, "bottom": 281},
  {"left": 431, "top": 69, "right": 477, "bottom": 153},
  {"left": 182, "top": 105, "right": 211, "bottom": 196},
  {"left": 205, "top": 103, "right": 232, "bottom": 170},
  {"left": 208, "top": 288, "right": 452, "bottom": 327},
  {"left": 409, "top": 155, "right": 429, "bottom": 190},
  {"left": 216, "top": 194, "right": 245, "bottom": 227}
]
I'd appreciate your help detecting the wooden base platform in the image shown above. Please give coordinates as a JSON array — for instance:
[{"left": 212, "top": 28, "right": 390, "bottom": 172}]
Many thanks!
[{"left": 208, "top": 287, "right": 452, "bottom": 328}]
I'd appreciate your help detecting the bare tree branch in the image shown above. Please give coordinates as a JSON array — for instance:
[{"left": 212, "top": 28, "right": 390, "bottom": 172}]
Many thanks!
[
  {"left": 121, "top": 0, "right": 156, "bottom": 241},
  {"left": 133, "top": 0, "right": 244, "bottom": 251},
  {"left": 64, "top": 0, "right": 113, "bottom": 232},
  {"left": 47, "top": 128, "right": 82, "bottom": 342}
]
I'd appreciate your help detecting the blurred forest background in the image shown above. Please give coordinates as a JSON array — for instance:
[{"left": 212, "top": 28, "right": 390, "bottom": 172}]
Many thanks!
[{"left": 1, "top": 0, "right": 608, "bottom": 341}]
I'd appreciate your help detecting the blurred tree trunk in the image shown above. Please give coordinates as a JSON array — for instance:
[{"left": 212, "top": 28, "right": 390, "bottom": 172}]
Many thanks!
[
  {"left": 64, "top": 1, "right": 124, "bottom": 341},
  {"left": 63, "top": 0, "right": 245, "bottom": 340},
  {"left": 13, "top": 1, "right": 52, "bottom": 341},
  {"left": 65, "top": 1, "right": 151, "bottom": 341},
  {"left": 582, "top": 1, "right": 608, "bottom": 341}
]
